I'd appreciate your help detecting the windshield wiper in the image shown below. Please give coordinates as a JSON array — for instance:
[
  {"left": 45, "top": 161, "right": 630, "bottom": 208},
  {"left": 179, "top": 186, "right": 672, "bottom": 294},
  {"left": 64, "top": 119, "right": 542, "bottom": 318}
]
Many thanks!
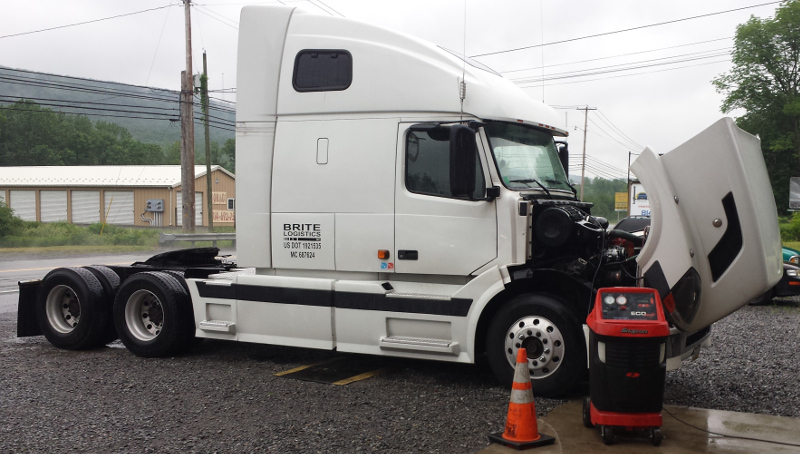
[
  {"left": 544, "top": 178, "right": 577, "bottom": 196},
  {"left": 509, "top": 179, "right": 552, "bottom": 198}
]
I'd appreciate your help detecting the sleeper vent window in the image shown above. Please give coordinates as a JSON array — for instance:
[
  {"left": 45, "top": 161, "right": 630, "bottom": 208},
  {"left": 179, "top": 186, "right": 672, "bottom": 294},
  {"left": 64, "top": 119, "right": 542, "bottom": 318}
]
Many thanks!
[{"left": 293, "top": 50, "right": 353, "bottom": 92}]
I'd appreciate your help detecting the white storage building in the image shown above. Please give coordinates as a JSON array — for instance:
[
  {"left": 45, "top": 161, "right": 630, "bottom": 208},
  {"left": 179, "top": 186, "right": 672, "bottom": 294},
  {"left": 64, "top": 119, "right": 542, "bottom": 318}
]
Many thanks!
[{"left": 0, "top": 165, "right": 235, "bottom": 227}]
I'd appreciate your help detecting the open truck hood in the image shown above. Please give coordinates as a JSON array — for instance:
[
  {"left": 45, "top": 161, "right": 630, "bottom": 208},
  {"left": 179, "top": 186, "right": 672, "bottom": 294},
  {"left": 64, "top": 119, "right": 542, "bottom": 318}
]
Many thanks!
[{"left": 631, "top": 118, "right": 782, "bottom": 332}]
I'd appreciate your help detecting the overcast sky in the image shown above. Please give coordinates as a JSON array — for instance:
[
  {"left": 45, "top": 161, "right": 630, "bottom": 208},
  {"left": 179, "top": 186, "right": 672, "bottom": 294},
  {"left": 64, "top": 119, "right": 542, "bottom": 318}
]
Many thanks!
[{"left": 0, "top": 0, "right": 783, "bottom": 180}]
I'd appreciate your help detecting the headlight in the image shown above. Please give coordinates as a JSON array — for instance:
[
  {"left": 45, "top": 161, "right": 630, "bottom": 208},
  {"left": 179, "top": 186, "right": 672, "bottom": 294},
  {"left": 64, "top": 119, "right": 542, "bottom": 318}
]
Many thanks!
[
  {"left": 791, "top": 256, "right": 799, "bottom": 265},
  {"left": 787, "top": 269, "right": 798, "bottom": 277}
]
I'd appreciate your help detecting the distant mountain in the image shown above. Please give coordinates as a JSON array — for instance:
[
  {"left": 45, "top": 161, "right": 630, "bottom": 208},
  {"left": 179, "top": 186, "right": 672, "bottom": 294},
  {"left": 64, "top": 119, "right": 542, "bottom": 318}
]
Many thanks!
[{"left": 0, "top": 66, "right": 235, "bottom": 149}]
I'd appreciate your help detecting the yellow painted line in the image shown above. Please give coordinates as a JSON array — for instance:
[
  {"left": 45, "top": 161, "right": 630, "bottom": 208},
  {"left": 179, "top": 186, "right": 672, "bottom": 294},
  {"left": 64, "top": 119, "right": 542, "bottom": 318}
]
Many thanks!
[
  {"left": 0, "top": 262, "right": 133, "bottom": 274},
  {"left": 273, "top": 359, "right": 338, "bottom": 377},
  {"left": 332, "top": 367, "right": 394, "bottom": 386}
]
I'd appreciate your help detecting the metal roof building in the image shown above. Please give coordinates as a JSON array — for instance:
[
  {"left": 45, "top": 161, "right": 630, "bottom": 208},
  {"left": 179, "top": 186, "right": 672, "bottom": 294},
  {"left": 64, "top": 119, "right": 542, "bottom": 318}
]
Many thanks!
[{"left": 0, "top": 165, "right": 235, "bottom": 227}]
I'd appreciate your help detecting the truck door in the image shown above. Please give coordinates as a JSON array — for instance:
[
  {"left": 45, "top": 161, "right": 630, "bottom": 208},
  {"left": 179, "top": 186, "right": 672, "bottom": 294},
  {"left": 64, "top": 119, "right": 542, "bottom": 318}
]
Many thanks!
[{"left": 394, "top": 123, "right": 497, "bottom": 275}]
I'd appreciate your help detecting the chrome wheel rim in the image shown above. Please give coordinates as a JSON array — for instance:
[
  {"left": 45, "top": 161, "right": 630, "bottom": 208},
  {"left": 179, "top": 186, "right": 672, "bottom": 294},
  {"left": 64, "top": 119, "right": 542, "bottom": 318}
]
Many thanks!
[
  {"left": 124, "top": 289, "right": 164, "bottom": 341},
  {"left": 503, "top": 315, "right": 566, "bottom": 379},
  {"left": 45, "top": 285, "right": 80, "bottom": 334}
]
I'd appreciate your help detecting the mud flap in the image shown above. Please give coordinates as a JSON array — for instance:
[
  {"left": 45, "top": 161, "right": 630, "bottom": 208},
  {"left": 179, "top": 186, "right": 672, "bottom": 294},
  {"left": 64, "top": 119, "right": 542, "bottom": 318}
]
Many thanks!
[
  {"left": 631, "top": 118, "right": 782, "bottom": 332},
  {"left": 17, "top": 279, "right": 42, "bottom": 337}
]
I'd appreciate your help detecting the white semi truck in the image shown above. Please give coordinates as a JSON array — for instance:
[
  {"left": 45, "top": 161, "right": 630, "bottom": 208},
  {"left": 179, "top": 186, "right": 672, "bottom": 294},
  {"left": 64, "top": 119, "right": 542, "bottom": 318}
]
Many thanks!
[{"left": 17, "top": 5, "right": 782, "bottom": 397}]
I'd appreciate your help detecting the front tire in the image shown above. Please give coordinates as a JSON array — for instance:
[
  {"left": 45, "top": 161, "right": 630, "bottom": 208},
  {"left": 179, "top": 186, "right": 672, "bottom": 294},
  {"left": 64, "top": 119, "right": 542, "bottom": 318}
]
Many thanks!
[
  {"left": 114, "top": 272, "right": 195, "bottom": 357},
  {"left": 748, "top": 288, "right": 774, "bottom": 306},
  {"left": 486, "top": 293, "right": 586, "bottom": 397},
  {"left": 36, "top": 267, "right": 108, "bottom": 350}
]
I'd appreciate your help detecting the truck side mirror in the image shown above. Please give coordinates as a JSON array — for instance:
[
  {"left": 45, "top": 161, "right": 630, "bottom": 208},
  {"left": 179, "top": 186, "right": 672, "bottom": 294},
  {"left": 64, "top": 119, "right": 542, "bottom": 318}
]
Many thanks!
[
  {"left": 557, "top": 142, "right": 569, "bottom": 179},
  {"left": 450, "top": 125, "right": 477, "bottom": 198}
]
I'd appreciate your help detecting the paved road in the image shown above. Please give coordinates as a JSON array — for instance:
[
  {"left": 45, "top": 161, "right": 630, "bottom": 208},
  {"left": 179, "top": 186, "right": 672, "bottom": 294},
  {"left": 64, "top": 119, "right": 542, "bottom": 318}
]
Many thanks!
[
  {"left": 0, "top": 253, "right": 154, "bottom": 290},
  {"left": 0, "top": 249, "right": 236, "bottom": 312}
]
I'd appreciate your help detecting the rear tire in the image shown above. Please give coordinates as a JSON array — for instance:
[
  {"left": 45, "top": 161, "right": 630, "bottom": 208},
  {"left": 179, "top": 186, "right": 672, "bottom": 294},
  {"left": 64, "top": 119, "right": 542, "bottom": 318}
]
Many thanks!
[
  {"left": 114, "top": 272, "right": 195, "bottom": 357},
  {"left": 486, "top": 293, "right": 586, "bottom": 397},
  {"left": 84, "top": 265, "right": 121, "bottom": 344},
  {"left": 582, "top": 397, "right": 594, "bottom": 428},
  {"left": 36, "top": 267, "right": 108, "bottom": 350}
]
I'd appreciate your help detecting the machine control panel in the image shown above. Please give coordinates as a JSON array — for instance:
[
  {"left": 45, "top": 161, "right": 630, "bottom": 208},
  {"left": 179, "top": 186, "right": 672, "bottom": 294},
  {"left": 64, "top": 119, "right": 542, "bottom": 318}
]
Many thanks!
[
  {"left": 587, "top": 287, "right": 670, "bottom": 338},
  {"left": 601, "top": 291, "right": 658, "bottom": 320}
]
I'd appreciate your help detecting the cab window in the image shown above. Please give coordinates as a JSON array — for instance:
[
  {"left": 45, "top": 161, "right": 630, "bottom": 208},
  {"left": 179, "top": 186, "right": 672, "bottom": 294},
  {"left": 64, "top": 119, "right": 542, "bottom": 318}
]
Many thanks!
[{"left": 405, "top": 128, "right": 485, "bottom": 199}]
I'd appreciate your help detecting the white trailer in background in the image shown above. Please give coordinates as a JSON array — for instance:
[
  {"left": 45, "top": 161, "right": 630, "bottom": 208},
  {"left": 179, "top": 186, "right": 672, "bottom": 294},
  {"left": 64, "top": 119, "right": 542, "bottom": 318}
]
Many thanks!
[{"left": 18, "top": 5, "right": 782, "bottom": 397}]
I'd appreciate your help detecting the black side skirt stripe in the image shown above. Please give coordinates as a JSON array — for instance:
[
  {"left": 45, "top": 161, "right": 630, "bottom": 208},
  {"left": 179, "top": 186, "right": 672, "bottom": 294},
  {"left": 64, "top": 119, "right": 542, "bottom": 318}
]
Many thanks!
[
  {"left": 336, "top": 292, "right": 472, "bottom": 317},
  {"left": 196, "top": 282, "right": 332, "bottom": 307},
  {"left": 196, "top": 282, "right": 473, "bottom": 317}
]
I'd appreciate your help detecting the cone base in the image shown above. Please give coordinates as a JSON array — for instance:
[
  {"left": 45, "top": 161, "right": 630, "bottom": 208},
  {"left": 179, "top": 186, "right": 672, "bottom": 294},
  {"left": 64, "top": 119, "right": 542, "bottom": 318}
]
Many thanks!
[{"left": 488, "top": 432, "right": 555, "bottom": 450}]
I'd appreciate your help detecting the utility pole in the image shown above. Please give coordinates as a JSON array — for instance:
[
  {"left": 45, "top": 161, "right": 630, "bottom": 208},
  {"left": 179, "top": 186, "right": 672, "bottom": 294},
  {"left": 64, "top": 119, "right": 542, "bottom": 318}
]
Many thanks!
[
  {"left": 627, "top": 151, "right": 632, "bottom": 217},
  {"left": 180, "top": 0, "right": 196, "bottom": 233},
  {"left": 202, "top": 51, "right": 213, "bottom": 231},
  {"left": 576, "top": 105, "right": 596, "bottom": 201}
]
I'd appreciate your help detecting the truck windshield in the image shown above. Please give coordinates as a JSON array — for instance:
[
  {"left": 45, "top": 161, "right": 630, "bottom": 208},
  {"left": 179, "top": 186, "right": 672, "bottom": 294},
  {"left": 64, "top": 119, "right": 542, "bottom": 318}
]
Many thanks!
[{"left": 484, "top": 121, "right": 572, "bottom": 192}]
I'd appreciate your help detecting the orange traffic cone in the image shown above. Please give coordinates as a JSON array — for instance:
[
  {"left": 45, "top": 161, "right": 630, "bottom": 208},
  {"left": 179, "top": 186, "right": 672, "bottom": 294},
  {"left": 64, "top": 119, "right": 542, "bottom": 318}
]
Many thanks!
[{"left": 488, "top": 348, "right": 556, "bottom": 450}]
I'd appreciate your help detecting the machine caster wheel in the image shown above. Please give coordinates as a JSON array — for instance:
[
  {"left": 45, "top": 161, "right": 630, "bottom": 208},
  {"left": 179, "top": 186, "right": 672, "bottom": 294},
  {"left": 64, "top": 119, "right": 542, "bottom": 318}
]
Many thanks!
[
  {"left": 582, "top": 397, "right": 594, "bottom": 428},
  {"left": 651, "top": 427, "right": 663, "bottom": 446},
  {"left": 601, "top": 425, "right": 614, "bottom": 445}
]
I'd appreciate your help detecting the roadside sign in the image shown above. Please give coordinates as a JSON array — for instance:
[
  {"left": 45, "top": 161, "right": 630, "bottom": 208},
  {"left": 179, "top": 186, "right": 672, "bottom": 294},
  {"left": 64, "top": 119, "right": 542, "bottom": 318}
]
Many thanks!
[
  {"left": 630, "top": 183, "right": 651, "bottom": 216},
  {"left": 790, "top": 177, "right": 800, "bottom": 210},
  {"left": 615, "top": 192, "right": 628, "bottom": 211}
]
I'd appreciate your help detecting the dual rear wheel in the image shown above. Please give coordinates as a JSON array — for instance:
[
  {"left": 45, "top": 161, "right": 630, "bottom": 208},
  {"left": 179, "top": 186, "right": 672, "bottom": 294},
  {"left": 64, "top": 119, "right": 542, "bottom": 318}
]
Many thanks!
[
  {"left": 37, "top": 268, "right": 194, "bottom": 357},
  {"left": 112, "top": 272, "right": 195, "bottom": 357},
  {"left": 37, "top": 267, "right": 111, "bottom": 350}
]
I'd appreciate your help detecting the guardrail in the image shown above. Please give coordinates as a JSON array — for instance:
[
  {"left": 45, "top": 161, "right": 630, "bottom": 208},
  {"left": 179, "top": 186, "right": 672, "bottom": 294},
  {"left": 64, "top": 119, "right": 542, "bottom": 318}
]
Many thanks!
[{"left": 159, "top": 233, "right": 236, "bottom": 248}]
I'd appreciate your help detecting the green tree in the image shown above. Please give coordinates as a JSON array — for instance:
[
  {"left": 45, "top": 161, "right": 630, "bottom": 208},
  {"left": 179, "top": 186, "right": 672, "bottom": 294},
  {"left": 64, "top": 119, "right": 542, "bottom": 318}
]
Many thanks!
[
  {"left": 221, "top": 138, "right": 235, "bottom": 172},
  {"left": 578, "top": 177, "right": 627, "bottom": 220},
  {"left": 0, "top": 100, "right": 168, "bottom": 167},
  {"left": 0, "top": 201, "right": 23, "bottom": 238},
  {"left": 713, "top": 0, "right": 800, "bottom": 213}
]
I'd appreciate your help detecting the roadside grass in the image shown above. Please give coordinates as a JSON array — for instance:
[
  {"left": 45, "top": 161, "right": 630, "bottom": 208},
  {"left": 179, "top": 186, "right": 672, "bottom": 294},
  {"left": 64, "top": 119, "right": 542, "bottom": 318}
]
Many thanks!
[
  {"left": 0, "top": 220, "right": 236, "bottom": 256},
  {"left": 0, "top": 244, "right": 159, "bottom": 257},
  {"left": 784, "top": 241, "right": 800, "bottom": 251}
]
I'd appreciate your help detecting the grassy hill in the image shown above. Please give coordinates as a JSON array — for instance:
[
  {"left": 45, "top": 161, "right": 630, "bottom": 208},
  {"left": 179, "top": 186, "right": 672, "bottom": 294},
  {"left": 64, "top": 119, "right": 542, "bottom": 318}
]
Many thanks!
[{"left": 0, "top": 66, "right": 235, "bottom": 150}]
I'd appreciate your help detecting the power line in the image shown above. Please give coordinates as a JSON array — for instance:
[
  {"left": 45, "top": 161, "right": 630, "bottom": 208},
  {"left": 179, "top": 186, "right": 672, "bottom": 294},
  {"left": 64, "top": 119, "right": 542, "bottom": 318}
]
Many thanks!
[
  {"left": 588, "top": 117, "right": 639, "bottom": 151},
  {"left": 312, "top": 0, "right": 346, "bottom": 17},
  {"left": 570, "top": 155, "right": 628, "bottom": 176},
  {"left": 0, "top": 94, "right": 178, "bottom": 112},
  {"left": 585, "top": 155, "right": 628, "bottom": 177},
  {"left": 2, "top": 67, "right": 177, "bottom": 95},
  {"left": 500, "top": 36, "right": 733, "bottom": 75},
  {"left": 470, "top": 1, "right": 779, "bottom": 58},
  {"left": 145, "top": 1, "right": 177, "bottom": 87},
  {"left": 0, "top": 99, "right": 234, "bottom": 126},
  {"left": 518, "top": 57, "right": 731, "bottom": 89},
  {"left": 596, "top": 109, "right": 643, "bottom": 150},
  {"left": 512, "top": 49, "right": 731, "bottom": 84},
  {"left": 0, "top": 70, "right": 235, "bottom": 116},
  {"left": 0, "top": 103, "right": 236, "bottom": 132},
  {"left": 509, "top": 47, "right": 731, "bottom": 82},
  {"left": 585, "top": 124, "right": 635, "bottom": 154},
  {"left": 0, "top": 4, "right": 176, "bottom": 40},
  {"left": 193, "top": 4, "right": 239, "bottom": 29}
]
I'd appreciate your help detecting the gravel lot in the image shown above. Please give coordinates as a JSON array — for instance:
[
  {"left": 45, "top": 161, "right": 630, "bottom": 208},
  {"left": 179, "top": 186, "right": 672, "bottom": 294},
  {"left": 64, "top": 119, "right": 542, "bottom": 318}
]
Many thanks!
[{"left": 1, "top": 299, "right": 798, "bottom": 453}]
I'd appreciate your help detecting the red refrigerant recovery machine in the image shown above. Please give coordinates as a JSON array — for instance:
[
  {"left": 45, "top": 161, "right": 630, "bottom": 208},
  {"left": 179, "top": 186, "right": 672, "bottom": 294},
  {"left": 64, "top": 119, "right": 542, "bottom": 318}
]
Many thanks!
[{"left": 583, "top": 287, "right": 670, "bottom": 446}]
